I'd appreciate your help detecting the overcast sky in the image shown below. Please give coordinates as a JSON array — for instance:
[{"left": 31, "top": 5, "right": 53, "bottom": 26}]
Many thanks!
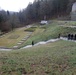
[{"left": 0, "top": 0, "right": 34, "bottom": 12}]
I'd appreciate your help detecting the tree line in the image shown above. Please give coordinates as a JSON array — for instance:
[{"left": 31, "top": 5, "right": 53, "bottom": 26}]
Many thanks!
[
  {"left": 0, "top": 0, "right": 76, "bottom": 33},
  {"left": 18, "top": 0, "right": 70, "bottom": 24},
  {"left": 0, "top": 10, "right": 20, "bottom": 32}
]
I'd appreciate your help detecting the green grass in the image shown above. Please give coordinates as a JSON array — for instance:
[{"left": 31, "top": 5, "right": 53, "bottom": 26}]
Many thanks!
[
  {"left": 25, "top": 27, "right": 37, "bottom": 32},
  {"left": 1, "top": 21, "right": 76, "bottom": 48},
  {"left": 0, "top": 27, "right": 29, "bottom": 48},
  {"left": 0, "top": 40, "right": 76, "bottom": 75},
  {"left": 22, "top": 22, "right": 76, "bottom": 47},
  {"left": 0, "top": 20, "right": 76, "bottom": 75},
  {"left": 56, "top": 20, "right": 76, "bottom": 26},
  {"left": 8, "top": 35, "right": 20, "bottom": 39}
]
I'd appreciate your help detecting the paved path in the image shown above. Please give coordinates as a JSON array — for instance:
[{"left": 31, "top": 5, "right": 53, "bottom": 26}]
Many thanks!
[
  {"left": 0, "top": 48, "right": 12, "bottom": 51},
  {"left": 21, "top": 38, "right": 59, "bottom": 49},
  {"left": 0, "top": 37, "right": 76, "bottom": 51},
  {"left": 60, "top": 25, "right": 76, "bottom": 28},
  {"left": 20, "top": 37, "right": 76, "bottom": 49}
]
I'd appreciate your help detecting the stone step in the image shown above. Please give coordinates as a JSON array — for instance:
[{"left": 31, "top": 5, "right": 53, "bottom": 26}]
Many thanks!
[{"left": 13, "top": 46, "right": 18, "bottom": 48}]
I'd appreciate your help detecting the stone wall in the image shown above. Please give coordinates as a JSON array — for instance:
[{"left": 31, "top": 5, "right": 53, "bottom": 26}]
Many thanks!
[
  {"left": 71, "top": 2, "right": 76, "bottom": 21},
  {"left": 71, "top": 12, "right": 76, "bottom": 21}
]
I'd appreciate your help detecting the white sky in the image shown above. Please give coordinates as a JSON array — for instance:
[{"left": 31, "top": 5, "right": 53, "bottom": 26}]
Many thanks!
[{"left": 0, "top": 0, "right": 34, "bottom": 12}]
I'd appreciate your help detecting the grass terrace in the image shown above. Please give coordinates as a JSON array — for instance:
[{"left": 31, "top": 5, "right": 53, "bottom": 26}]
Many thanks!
[
  {"left": 0, "top": 27, "right": 29, "bottom": 48},
  {"left": 1, "top": 21, "right": 76, "bottom": 48},
  {"left": 21, "top": 21, "right": 76, "bottom": 47},
  {"left": 0, "top": 40, "right": 76, "bottom": 75},
  {"left": 0, "top": 21, "right": 76, "bottom": 75}
]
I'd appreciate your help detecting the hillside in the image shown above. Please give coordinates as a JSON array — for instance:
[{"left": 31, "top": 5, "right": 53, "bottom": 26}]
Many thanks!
[
  {"left": 0, "top": 20, "right": 76, "bottom": 75},
  {"left": 0, "top": 40, "right": 76, "bottom": 75},
  {"left": 0, "top": 21, "right": 76, "bottom": 48},
  {"left": 0, "top": 0, "right": 76, "bottom": 74}
]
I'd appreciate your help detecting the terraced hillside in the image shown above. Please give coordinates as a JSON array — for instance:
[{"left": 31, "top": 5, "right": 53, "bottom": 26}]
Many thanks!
[
  {"left": 21, "top": 21, "right": 76, "bottom": 47},
  {"left": 0, "top": 21, "right": 76, "bottom": 75},
  {"left": 1, "top": 21, "right": 76, "bottom": 48},
  {"left": 0, "top": 40, "right": 76, "bottom": 75},
  {"left": 0, "top": 27, "right": 31, "bottom": 48}
]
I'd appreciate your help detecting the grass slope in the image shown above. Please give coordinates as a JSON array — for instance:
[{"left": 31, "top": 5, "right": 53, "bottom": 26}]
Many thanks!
[
  {"left": 1, "top": 21, "right": 76, "bottom": 48},
  {"left": 0, "top": 27, "right": 28, "bottom": 48},
  {"left": 22, "top": 21, "right": 76, "bottom": 47},
  {"left": 0, "top": 40, "right": 76, "bottom": 75},
  {"left": 0, "top": 21, "right": 76, "bottom": 75}
]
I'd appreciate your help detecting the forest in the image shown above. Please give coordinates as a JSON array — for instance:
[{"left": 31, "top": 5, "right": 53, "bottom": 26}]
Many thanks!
[{"left": 0, "top": 0, "right": 76, "bottom": 33}]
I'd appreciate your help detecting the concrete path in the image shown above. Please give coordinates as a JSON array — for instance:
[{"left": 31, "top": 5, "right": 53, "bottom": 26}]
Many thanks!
[
  {"left": 0, "top": 48, "right": 12, "bottom": 51},
  {"left": 0, "top": 37, "right": 76, "bottom": 51},
  {"left": 60, "top": 25, "right": 76, "bottom": 28},
  {"left": 21, "top": 38, "right": 61, "bottom": 49},
  {"left": 21, "top": 37, "right": 76, "bottom": 49}
]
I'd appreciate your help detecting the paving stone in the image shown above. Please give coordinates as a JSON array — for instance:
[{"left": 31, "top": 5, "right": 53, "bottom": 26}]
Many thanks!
[
  {"left": 17, "top": 43, "right": 22, "bottom": 45},
  {"left": 13, "top": 46, "right": 18, "bottom": 48},
  {"left": 19, "top": 41, "right": 24, "bottom": 43},
  {"left": 22, "top": 39, "right": 26, "bottom": 41}
]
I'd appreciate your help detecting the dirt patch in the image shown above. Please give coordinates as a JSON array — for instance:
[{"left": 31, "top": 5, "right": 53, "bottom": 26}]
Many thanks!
[
  {"left": 24, "top": 27, "right": 37, "bottom": 32},
  {"left": 8, "top": 35, "right": 20, "bottom": 39}
]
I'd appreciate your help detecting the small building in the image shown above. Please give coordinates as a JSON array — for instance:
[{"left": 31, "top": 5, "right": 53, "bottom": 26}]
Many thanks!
[
  {"left": 40, "top": 20, "right": 48, "bottom": 25},
  {"left": 71, "top": 2, "right": 76, "bottom": 21}
]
